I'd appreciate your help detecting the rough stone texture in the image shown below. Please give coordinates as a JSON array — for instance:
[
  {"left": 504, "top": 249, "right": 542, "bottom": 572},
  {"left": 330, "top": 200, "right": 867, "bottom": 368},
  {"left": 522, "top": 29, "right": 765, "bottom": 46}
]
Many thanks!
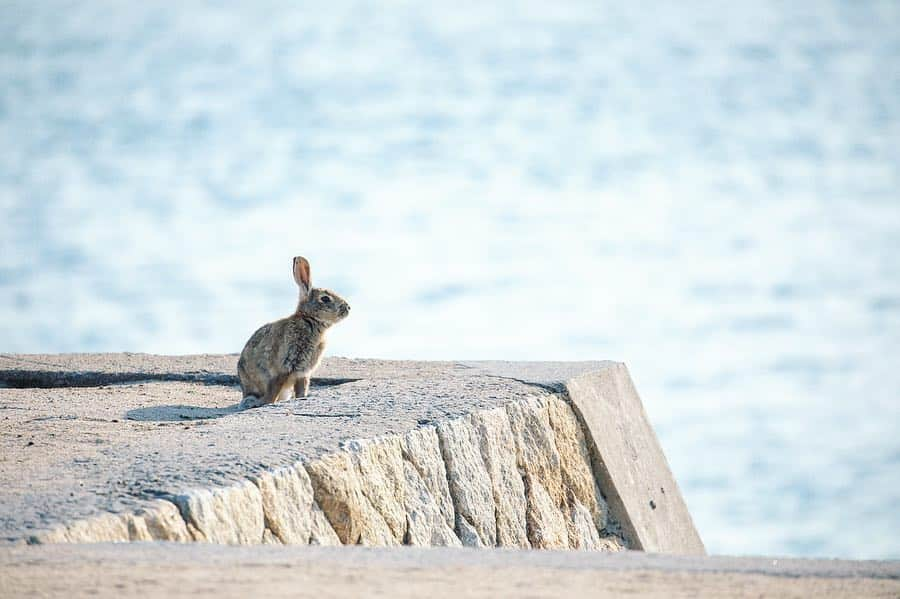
[
  {"left": 436, "top": 416, "right": 496, "bottom": 547},
  {"left": 36, "top": 499, "right": 194, "bottom": 544},
  {"left": 261, "top": 528, "right": 280, "bottom": 544},
  {"left": 302, "top": 434, "right": 464, "bottom": 548},
  {"left": 349, "top": 438, "right": 408, "bottom": 543},
  {"left": 253, "top": 465, "right": 339, "bottom": 546},
  {"left": 308, "top": 509, "right": 341, "bottom": 545},
  {"left": 524, "top": 479, "right": 569, "bottom": 549},
  {"left": 401, "top": 459, "right": 460, "bottom": 547},
  {"left": 399, "top": 427, "right": 455, "bottom": 531},
  {"left": 569, "top": 501, "right": 603, "bottom": 550},
  {"left": 471, "top": 408, "right": 529, "bottom": 548},
  {"left": 0, "top": 353, "right": 701, "bottom": 555},
  {"left": 38, "top": 513, "right": 131, "bottom": 544},
  {"left": 173, "top": 481, "right": 265, "bottom": 544},
  {"left": 305, "top": 452, "right": 396, "bottom": 546},
  {"left": 547, "top": 396, "right": 608, "bottom": 531},
  {"left": 505, "top": 397, "right": 571, "bottom": 549},
  {"left": 135, "top": 500, "right": 193, "bottom": 542}
]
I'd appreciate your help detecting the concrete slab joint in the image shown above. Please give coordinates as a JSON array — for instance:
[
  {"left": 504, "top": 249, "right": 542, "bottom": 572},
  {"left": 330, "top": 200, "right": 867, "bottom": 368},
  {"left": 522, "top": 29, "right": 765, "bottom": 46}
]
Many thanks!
[{"left": 0, "top": 354, "right": 703, "bottom": 555}]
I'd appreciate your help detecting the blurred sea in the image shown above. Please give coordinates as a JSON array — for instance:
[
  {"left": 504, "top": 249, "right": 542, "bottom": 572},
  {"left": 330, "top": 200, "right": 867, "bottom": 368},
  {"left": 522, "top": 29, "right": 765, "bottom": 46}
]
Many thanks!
[{"left": 1, "top": 1, "right": 899, "bottom": 558}]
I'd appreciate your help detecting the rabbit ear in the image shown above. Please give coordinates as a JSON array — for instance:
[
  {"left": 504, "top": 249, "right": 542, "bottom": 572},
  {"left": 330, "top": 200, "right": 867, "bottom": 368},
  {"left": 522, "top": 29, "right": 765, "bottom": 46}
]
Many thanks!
[{"left": 293, "top": 256, "right": 311, "bottom": 298}]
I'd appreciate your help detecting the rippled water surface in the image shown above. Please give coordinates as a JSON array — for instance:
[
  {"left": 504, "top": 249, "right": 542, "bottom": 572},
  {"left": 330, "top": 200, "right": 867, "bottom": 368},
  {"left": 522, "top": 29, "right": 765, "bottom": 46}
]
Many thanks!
[{"left": 1, "top": 1, "right": 899, "bottom": 558}]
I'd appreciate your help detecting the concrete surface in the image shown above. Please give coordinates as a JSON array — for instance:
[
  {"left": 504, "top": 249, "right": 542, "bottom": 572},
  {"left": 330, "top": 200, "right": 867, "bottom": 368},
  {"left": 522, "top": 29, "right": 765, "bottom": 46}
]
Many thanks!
[
  {"left": 0, "top": 353, "right": 697, "bottom": 555},
  {"left": 1, "top": 544, "right": 897, "bottom": 598}
]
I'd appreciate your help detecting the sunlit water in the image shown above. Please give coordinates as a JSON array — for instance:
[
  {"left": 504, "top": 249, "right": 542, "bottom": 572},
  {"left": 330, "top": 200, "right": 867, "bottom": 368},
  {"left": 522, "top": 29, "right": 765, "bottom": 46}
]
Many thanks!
[{"left": 2, "top": 1, "right": 899, "bottom": 558}]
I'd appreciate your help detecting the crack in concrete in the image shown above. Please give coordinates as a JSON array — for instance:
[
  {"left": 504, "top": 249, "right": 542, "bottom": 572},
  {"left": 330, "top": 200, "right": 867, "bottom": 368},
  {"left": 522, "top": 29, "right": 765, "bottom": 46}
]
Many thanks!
[
  {"left": 292, "top": 412, "right": 361, "bottom": 418},
  {"left": 474, "top": 373, "right": 565, "bottom": 394}
]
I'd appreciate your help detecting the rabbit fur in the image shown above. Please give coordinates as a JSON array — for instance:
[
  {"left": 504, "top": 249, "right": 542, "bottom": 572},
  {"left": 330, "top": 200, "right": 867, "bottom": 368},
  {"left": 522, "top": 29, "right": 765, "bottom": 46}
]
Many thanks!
[{"left": 237, "top": 256, "right": 350, "bottom": 409}]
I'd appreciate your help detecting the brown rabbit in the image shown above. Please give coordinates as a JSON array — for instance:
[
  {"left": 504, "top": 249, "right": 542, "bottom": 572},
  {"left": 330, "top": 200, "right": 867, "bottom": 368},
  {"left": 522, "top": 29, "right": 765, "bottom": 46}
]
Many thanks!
[{"left": 237, "top": 256, "right": 350, "bottom": 409}]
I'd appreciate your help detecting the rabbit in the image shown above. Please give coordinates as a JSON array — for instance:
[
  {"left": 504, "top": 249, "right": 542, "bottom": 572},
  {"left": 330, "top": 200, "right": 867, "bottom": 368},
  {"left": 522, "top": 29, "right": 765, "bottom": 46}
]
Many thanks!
[{"left": 237, "top": 256, "right": 350, "bottom": 409}]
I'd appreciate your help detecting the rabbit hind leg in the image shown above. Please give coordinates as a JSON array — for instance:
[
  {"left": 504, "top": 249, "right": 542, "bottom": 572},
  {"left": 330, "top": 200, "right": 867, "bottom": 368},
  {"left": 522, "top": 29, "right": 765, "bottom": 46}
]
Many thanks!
[
  {"left": 294, "top": 375, "right": 311, "bottom": 399},
  {"left": 275, "top": 375, "right": 296, "bottom": 403},
  {"left": 247, "top": 373, "right": 289, "bottom": 407}
]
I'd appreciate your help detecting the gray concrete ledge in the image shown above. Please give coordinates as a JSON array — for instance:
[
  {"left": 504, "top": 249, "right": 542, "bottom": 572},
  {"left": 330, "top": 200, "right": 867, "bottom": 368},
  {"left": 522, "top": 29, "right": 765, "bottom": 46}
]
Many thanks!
[{"left": 0, "top": 353, "right": 701, "bottom": 555}]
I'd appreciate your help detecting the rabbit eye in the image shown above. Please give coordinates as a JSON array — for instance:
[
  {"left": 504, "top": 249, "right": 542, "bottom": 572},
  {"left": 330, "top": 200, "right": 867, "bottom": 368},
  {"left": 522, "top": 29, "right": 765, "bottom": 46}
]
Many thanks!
[{"left": 320, "top": 295, "right": 332, "bottom": 304}]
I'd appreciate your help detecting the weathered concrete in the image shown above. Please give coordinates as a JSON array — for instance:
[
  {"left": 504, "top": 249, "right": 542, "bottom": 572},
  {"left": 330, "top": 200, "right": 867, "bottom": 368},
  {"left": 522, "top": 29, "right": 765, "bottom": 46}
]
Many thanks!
[
  {"left": 1, "top": 544, "right": 898, "bottom": 599},
  {"left": 0, "top": 353, "right": 699, "bottom": 554}
]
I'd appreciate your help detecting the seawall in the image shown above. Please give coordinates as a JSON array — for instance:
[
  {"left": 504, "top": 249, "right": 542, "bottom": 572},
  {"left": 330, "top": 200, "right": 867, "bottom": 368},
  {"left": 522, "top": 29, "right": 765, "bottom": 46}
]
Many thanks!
[{"left": 0, "top": 354, "right": 703, "bottom": 554}]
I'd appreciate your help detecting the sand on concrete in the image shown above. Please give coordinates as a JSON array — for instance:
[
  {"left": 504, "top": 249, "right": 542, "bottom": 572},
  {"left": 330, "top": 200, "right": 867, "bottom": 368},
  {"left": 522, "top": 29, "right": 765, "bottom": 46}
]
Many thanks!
[{"left": 1, "top": 544, "right": 898, "bottom": 599}]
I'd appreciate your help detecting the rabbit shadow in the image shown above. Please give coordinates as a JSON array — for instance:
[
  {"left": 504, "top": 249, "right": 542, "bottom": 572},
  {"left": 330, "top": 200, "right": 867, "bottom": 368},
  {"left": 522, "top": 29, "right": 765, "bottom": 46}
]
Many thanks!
[
  {"left": 123, "top": 378, "right": 360, "bottom": 422},
  {"left": 125, "top": 403, "right": 242, "bottom": 422}
]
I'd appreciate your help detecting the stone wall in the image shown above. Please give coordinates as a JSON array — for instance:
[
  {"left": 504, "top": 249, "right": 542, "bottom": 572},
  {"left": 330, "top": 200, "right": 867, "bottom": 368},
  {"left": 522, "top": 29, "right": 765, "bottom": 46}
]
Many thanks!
[{"left": 34, "top": 393, "right": 624, "bottom": 551}]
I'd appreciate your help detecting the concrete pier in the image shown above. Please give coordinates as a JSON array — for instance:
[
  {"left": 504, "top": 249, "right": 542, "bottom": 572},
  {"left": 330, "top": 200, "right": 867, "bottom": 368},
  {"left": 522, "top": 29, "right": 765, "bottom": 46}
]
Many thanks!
[{"left": 0, "top": 353, "right": 700, "bottom": 553}]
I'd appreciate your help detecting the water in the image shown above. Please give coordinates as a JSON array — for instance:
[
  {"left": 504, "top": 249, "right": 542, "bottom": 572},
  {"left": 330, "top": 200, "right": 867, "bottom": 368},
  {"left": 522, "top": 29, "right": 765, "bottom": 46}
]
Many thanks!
[{"left": 1, "top": 1, "right": 899, "bottom": 559}]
